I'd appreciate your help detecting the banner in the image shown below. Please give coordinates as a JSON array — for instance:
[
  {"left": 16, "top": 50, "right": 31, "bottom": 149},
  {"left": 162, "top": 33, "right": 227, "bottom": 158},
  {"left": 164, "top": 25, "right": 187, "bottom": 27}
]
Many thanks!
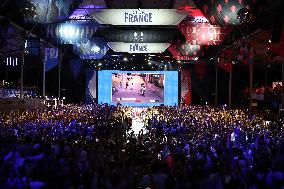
[
  {"left": 25, "top": 38, "right": 40, "bottom": 56},
  {"left": 219, "top": 49, "right": 233, "bottom": 72},
  {"left": 0, "top": 88, "right": 36, "bottom": 98},
  {"left": 178, "top": 22, "right": 231, "bottom": 45},
  {"left": 92, "top": 9, "right": 186, "bottom": 25},
  {"left": 180, "top": 69, "right": 191, "bottom": 105},
  {"left": 107, "top": 42, "right": 171, "bottom": 53},
  {"left": 44, "top": 48, "right": 58, "bottom": 72}
]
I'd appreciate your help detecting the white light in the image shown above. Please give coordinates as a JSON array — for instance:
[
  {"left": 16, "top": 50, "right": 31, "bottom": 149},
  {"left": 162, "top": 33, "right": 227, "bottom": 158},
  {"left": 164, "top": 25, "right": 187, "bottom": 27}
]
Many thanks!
[
  {"left": 92, "top": 46, "right": 101, "bottom": 53},
  {"left": 194, "top": 57, "right": 199, "bottom": 61},
  {"left": 6, "top": 57, "right": 8, "bottom": 66},
  {"left": 15, "top": 58, "right": 18, "bottom": 66},
  {"left": 9, "top": 57, "right": 12, "bottom": 66},
  {"left": 123, "top": 57, "right": 128, "bottom": 61},
  {"left": 68, "top": 26, "right": 75, "bottom": 37}
]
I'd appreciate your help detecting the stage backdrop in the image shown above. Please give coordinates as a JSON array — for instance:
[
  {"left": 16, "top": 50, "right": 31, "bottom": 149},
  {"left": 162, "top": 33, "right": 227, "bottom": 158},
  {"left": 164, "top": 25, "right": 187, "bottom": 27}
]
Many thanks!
[{"left": 85, "top": 69, "right": 97, "bottom": 104}]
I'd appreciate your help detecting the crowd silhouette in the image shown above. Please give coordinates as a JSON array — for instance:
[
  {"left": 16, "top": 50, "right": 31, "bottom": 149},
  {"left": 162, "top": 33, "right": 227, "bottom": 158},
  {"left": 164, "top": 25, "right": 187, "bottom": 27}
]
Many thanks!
[{"left": 0, "top": 104, "right": 283, "bottom": 189}]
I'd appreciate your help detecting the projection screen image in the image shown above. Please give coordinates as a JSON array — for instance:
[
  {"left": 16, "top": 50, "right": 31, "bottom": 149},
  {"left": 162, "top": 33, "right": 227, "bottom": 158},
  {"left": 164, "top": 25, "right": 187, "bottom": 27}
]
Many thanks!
[
  {"left": 112, "top": 73, "right": 164, "bottom": 103},
  {"left": 98, "top": 70, "right": 178, "bottom": 106}
]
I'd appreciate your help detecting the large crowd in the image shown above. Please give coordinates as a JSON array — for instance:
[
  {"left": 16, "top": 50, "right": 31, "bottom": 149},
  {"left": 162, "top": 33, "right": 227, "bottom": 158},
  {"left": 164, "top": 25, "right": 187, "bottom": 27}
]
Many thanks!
[{"left": 0, "top": 104, "right": 284, "bottom": 189}]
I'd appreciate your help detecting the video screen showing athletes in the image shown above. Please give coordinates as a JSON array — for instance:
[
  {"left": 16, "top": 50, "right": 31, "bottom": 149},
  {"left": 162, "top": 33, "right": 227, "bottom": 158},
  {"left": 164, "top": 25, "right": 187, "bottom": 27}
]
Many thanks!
[{"left": 112, "top": 73, "right": 164, "bottom": 103}]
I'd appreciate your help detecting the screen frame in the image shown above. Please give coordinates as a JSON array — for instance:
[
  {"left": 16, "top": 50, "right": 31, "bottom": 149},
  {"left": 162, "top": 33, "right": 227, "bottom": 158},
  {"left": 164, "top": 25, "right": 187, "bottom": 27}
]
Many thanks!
[{"left": 98, "top": 70, "right": 179, "bottom": 106}]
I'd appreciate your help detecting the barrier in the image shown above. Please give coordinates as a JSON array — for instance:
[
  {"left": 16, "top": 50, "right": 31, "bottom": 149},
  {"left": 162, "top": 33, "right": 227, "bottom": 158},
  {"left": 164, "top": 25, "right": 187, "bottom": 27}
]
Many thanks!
[{"left": 0, "top": 98, "right": 45, "bottom": 112}]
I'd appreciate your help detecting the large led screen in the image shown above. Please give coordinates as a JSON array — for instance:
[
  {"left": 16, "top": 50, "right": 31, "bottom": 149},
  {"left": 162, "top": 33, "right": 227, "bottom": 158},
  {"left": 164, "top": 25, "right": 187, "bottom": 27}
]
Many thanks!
[{"left": 98, "top": 70, "right": 178, "bottom": 106}]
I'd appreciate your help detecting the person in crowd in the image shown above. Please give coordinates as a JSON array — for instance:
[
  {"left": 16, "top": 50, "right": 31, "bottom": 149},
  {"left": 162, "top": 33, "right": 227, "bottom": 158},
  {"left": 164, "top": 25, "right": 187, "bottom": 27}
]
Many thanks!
[{"left": 0, "top": 104, "right": 283, "bottom": 189}]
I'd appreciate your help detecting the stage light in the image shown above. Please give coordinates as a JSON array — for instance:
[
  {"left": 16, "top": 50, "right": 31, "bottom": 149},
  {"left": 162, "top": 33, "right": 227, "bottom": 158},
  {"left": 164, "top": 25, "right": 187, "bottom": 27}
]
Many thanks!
[
  {"left": 123, "top": 57, "right": 128, "bottom": 61},
  {"left": 92, "top": 46, "right": 101, "bottom": 53}
]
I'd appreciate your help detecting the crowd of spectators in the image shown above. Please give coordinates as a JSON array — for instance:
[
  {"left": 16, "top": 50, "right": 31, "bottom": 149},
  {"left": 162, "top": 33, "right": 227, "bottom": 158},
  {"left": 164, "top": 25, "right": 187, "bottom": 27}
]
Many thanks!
[{"left": 0, "top": 104, "right": 284, "bottom": 189}]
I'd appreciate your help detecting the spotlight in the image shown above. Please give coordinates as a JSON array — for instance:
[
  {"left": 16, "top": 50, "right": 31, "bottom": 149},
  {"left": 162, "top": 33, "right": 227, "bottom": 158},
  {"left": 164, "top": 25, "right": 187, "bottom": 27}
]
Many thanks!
[{"left": 92, "top": 46, "right": 101, "bottom": 53}]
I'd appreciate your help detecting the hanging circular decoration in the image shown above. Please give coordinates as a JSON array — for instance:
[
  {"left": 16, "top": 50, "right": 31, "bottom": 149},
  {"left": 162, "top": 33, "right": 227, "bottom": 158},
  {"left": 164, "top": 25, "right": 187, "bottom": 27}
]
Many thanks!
[
  {"left": 193, "top": 0, "right": 255, "bottom": 25},
  {"left": 237, "top": 8, "right": 253, "bottom": 24},
  {"left": 21, "top": 1, "right": 37, "bottom": 19},
  {"left": 27, "top": 0, "right": 79, "bottom": 24}
]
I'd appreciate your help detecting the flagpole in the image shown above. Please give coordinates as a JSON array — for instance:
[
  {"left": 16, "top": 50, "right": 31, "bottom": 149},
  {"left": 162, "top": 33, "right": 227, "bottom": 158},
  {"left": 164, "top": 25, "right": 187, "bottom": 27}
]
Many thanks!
[
  {"left": 282, "top": 60, "right": 284, "bottom": 109},
  {"left": 20, "top": 48, "right": 24, "bottom": 98},
  {"left": 43, "top": 59, "right": 45, "bottom": 98},
  {"left": 249, "top": 63, "right": 253, "bottom": 110},
  {"left": 229, "top": 67, "right": 232, "bottom": 107},
  {"left": 215, "top": 62, "right": 218, "bottom": 106},
  {"left": 58, "top": 46, "right": 62, "bottom": 98}
]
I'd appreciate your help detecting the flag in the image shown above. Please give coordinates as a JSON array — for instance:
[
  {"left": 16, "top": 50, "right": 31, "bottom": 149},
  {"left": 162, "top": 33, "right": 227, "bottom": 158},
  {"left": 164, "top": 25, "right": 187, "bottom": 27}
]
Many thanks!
[
  {"left": 238, "top": 40, "right": 254, "bottom": 65},
  {"left": 44, "top": 48, "right": 58, "bottom": 72},
  {"left": 219, "top": 49, "right": 233, "bottom": 72}
]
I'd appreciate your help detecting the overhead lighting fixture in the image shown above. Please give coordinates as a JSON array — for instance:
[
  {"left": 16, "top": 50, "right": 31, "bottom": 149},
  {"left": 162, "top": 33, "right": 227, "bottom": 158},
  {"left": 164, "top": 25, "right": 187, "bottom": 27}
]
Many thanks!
[{"left": 92, "top": 46, "right": 101, "bottom": 53}]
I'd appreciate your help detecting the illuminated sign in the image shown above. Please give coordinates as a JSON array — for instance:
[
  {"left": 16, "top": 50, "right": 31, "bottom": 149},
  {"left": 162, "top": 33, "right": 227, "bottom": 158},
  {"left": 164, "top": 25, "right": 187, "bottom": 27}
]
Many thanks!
[
  {"left": 92, "top": 9, "right": 186, "bottom": 25},
  {"left": 125, "top": 10, "right": 153, "bottom": 23},
  {"left": 107, "top": 42, "right": 171, "bottom": 53}
]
